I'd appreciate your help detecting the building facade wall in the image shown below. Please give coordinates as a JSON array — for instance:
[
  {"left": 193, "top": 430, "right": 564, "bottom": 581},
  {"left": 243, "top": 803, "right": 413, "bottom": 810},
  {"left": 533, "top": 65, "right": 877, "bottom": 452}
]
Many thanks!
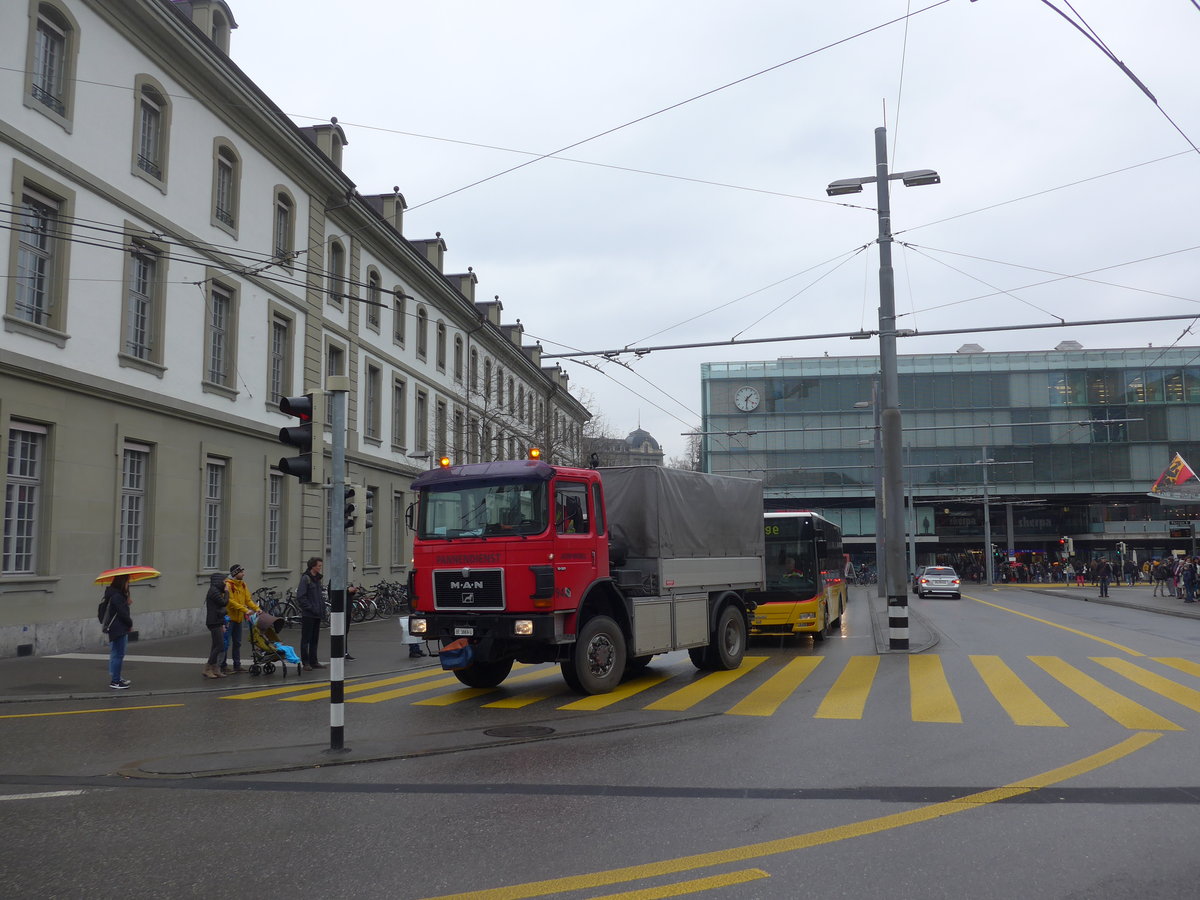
[{"left": 0, "top": 0, "right": 588, "bottom": 656}]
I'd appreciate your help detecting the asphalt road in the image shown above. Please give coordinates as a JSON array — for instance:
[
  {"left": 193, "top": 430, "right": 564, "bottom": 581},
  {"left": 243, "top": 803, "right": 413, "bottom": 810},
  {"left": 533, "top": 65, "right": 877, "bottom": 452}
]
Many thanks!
[{"left": 2, "top": 586, "right": 1199, "bottom": 898}]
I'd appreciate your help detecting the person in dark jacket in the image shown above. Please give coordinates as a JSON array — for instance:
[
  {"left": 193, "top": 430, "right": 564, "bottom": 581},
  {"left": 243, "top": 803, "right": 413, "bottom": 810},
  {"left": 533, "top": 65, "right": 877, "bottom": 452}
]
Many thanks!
[
  {"left": 104, "top": 574, "right": 134, "bottom": 689},
  {"left": 297, "top": 557, "right": 325, "bottom": 671},
  {"left": 203, "top": 572, "right": 229, "bottom": 679}
]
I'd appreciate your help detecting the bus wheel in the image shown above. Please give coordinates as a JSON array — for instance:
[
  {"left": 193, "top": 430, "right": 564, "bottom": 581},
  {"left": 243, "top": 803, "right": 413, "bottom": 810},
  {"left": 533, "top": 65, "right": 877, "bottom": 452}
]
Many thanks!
[
  {"left": 829, "top": 596, "right": 844, "bottom": 627},
  {"left": 812, "top": 604, "right": 829, "bottom": 642},
  {"left": 561, "top": 615, "right": 626, "bottom": 695},
  {"left": 453, "top": 657, "right": 513, "bottom": 688}
]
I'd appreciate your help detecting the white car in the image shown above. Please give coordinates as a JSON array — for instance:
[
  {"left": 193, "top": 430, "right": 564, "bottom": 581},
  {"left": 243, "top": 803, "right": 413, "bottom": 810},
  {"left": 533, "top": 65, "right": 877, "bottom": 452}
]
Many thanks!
[{"left": 915, "top": 566, "right": 961, "bottom": 599}]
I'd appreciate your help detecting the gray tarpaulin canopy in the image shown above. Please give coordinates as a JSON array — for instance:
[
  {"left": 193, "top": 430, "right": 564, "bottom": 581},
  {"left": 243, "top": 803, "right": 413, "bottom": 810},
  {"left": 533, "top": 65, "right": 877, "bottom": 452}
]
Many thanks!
[{"left": 598, "top": 466, "right": 763, "bottom": 560}]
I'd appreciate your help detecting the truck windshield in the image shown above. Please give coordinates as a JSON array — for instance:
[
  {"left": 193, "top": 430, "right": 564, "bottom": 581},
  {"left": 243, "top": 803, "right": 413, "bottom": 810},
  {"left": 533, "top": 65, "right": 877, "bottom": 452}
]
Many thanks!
[{"left": 418, "top": 480, "right": 549, "bottom": 539}]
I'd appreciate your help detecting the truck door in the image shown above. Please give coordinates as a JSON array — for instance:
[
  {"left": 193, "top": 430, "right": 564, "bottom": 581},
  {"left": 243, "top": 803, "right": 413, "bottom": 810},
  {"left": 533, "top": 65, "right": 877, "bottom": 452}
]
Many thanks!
[{"left": 553, "top": 480, "right": 596, "bottom": 606}]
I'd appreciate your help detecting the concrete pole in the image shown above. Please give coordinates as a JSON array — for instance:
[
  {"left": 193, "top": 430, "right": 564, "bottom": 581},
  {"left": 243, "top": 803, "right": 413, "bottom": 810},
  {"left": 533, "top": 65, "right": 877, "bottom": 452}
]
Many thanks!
[
  {"left": 872, "top": 378, "right": 885, "bottom": 599},
  {"left": 982, "top": 445, "right": 994, "bottom": 586},
  {"left": 326, "top": 375, "right": 350, "bottom": 752},
  {"left": 873, "top": 126, "right": 909, "bottom": 650}
]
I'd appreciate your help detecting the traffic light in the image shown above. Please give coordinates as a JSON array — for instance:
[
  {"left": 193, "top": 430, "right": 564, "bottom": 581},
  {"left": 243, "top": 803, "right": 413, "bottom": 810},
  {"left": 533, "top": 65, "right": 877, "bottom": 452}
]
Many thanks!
[
  {"left": 1117, "top": 541, "right": 1127, "bottom": 555},
  {"left": 362, "top": 487, "right": 374, "bottom": 530},
  {"left": 1066, "top": 537, "right": 1075, "bottom": 554},
  {"left": 278, "top": 393, "right": 323, "bottom": 484},
  {"left": 344, "top": 483, "right": 359, "bottom": 531}
]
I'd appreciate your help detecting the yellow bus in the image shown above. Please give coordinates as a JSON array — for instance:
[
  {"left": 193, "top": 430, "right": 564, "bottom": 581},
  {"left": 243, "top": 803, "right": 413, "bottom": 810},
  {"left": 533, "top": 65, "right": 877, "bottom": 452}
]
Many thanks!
[{"left": 748, "top": 511, "right": 848, "bottom": 641}]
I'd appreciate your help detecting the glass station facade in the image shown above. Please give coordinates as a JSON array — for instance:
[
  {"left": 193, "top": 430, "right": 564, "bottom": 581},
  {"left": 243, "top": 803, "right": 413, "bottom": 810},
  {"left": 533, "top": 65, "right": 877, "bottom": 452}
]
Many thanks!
[{"left": 701, "top": 346, "right": 1200, "bottom": 570}]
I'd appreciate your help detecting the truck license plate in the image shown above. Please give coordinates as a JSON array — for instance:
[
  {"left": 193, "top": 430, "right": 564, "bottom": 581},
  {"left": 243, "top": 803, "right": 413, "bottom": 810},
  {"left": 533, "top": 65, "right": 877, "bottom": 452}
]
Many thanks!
[{"left": 454, "top": 627, "right": 474, "bottom": 636}]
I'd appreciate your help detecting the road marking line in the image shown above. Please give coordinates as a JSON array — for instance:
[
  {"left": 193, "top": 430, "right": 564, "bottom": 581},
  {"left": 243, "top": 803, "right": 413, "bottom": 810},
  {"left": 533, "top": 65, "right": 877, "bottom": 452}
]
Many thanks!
[
  {"left": 0, "top": 790, "right": 86, "bottom": 801},
  {"left": 1030, "top": 657, "right": 1183, "bottom": 731},
  {"left": 348, "top": 674, "right": 462, "bottom": 703},
  {"left": 52, "top": 653, "right": 206, "bottom": 664},
  {"left": 909, "top": 656, "right": 962, "bottom": 724},
  {"left": 969, "top": 655, "right": 1066, "bottom": 727},
  {"left": 726, "top": 657, "right": 822, "bottom": 717},
  {"left": 1092, "top": 657, "right": 1200, "bottom": 713},
  {"left": 588, "top": 867, "right": 770, "bottom": 899},
  {"left": 417, "top": 669, "right": 557, "bottom": 707},
  {"left": 0, "top": 704, "right": 183, "bottom": 719},
  {"left": 967, "top": 596, "right": 1143, "bottom": 656},
  {"left": 643, "top": 657, "right": 767, "bottom": 711},
  {"left": 278, "top": 670, "right": 444, "bottom": 702},
  {"left": 558, "top": 672, "right": 673, "bottom": 711},
  {"left": 1155, "top": 658, "right": 1200, "bottom": 678},
  {"left": 422, "top": 732, "right": 1161, "bottom": 900},
  {"left": 814, "top": 656, "right": 879, "bottom": 720},
  {"left": 480, "top": 668, "right": 565, "bottom": 708}
]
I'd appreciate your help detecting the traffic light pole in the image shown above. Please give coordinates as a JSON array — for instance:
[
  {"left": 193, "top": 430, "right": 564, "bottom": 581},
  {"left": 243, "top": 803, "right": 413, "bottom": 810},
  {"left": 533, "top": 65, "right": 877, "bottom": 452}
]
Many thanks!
[{"left": 326, "top": 375, "right": 350, "bottom": 753}]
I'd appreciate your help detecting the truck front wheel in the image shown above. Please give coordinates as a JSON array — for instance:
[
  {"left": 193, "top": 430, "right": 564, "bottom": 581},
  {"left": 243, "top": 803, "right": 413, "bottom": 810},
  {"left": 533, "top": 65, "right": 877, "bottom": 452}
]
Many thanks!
[
  {"left": 453, "top": 657, "right": 514, "bottom": 688},
  {"left": 561, "top": 615, "right": 626, "bottom": 695}
]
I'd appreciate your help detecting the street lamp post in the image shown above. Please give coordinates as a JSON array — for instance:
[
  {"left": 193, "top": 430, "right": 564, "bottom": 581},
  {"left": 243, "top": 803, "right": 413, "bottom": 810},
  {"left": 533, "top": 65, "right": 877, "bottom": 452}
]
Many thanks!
[
  {"left": 855, "top": 379, "right": 885, "bottom": 599},
  {"left": 829, "top": 127, "right": 939, "bottom": 650}
]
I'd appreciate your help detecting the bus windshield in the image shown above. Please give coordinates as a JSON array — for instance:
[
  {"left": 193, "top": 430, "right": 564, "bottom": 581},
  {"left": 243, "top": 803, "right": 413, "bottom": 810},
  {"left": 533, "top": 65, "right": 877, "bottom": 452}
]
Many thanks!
[
  {"left": 764, "top": 515, "right": 819, "bottom": 597},
  {"left": 418, "top": 480, "right": 549, "bottom": 539}
]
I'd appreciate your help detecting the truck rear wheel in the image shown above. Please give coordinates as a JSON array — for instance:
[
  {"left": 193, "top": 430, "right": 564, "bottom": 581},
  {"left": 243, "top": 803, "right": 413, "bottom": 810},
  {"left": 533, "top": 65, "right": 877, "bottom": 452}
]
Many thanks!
[
  {"left": 453, "top": 657, "right": 513, "bottom": 688},
  {"left": 561, "top": 615, "right": 626, "bottom": 695},
  {"left": 702, "top": 604, "right": 746, "bottom": 670}
]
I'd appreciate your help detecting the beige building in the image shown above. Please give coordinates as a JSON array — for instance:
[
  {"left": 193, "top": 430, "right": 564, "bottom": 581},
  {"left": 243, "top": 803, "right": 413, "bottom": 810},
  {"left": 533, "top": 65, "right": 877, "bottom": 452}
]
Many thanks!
[{"left": 0, "top": 0, "right": 588, "bottom": 657}]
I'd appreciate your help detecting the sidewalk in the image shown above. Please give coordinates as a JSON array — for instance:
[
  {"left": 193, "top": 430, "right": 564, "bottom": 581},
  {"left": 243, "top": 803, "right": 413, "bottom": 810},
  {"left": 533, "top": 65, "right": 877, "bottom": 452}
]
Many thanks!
[
  {"left": 1009, "top": 580, "right": 1200, "bottom": 620},
  {"left": 0, "top": 616, "right": 441, "bottom": 704}
]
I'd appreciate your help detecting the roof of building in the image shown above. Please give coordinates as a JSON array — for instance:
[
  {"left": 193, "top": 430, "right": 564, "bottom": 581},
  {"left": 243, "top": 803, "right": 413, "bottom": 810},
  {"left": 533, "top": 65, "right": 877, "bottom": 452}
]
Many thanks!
[{"left": 626, "top": 428, "right": 661, "bottom": 451}]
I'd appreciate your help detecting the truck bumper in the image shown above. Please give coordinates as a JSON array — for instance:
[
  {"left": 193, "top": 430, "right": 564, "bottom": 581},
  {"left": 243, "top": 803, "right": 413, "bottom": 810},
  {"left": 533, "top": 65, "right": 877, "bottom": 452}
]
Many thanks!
[{"left": 408, "top": 611, "right": 562, "bottom": 644}]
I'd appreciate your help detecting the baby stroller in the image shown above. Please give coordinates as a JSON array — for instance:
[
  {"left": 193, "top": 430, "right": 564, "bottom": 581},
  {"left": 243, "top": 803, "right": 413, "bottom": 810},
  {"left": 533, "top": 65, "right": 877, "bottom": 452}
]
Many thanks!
[{"left": 247, "top": 612, "right": 300, "bottom": 676}]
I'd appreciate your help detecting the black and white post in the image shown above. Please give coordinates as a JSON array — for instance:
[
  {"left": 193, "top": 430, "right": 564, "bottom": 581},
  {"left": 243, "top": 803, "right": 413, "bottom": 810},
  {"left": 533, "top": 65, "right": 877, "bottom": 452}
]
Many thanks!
[{"left": 326, "top": 375, "right": 350, "bottom": 751}]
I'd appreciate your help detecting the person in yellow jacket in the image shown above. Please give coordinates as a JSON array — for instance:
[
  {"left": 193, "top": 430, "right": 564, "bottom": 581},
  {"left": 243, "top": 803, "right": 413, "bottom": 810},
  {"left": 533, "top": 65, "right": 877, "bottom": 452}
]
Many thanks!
[{"left": 222, "top": 564, "right": 261, "bottom": 674}]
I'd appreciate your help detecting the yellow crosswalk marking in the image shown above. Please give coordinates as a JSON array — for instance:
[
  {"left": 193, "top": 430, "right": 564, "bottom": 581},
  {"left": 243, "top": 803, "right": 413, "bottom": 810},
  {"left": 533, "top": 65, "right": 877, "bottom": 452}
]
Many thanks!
[
  {"left": 1029, "top": 656, "right": 1183, "bottom": 731},
  {"left": 280, "top": 669, "right": 447, "bottom": 702},
  {"left": 418, "top": 668, "right": 558, "bottom": 707},
  {"left": 482, "top": 668, "right": 565, "bottom": 708},
  {"left": 348, "top": 673, "right": 463, "bottom": 703},
  {"left": 1155, "top": 658, "right": 1200, "bottom": 679},
  {"left": 969, "top": 655, "right": 1066, "bottom": 727},
  {"left": 1092, "top": 657, "right": 1200, "bottom": 714},
  {"left": 814, "top": 656, "right": 879, "bottom": 720},
  {"left": 558, "top": 672, "right": 673, "bottom": 711},
  {"left": 726, "top": 657, "right": 823, "bottom": 717},
  {"left": 909, "top": 656, "right": 961, "bottom": 723},
  {"left": 643, "top": 657, "right": 768, "bottom": 712},
  {"left": 223, "top": 680, "right": 344, "bottom": 700}
]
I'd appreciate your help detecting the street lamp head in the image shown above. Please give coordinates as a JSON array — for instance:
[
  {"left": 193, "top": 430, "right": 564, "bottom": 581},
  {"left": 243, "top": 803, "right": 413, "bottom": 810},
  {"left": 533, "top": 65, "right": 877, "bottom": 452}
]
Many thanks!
[
  {"left": 826, "top": 178, "right": 868, "bottom": 197},
  {"left": 900, "top": 169, "right": 941, "bottom": 188}
]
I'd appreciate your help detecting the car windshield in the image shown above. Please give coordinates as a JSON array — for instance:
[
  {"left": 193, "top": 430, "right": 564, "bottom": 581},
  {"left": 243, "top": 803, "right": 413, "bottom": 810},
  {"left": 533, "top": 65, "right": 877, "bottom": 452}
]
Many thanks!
[{"left": 418, "top": 480, "right": 548, "bottom": 539}]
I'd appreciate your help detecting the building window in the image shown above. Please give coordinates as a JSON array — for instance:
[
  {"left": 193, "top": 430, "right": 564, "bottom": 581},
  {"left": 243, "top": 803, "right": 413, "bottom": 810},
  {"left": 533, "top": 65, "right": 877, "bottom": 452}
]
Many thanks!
[
  {"left": 391, "top": 378, "right": 407, "bottom": 449},
  {"left": 267, "top": 471, "right": 283, "bottom": 569},
  {"left": 507, "top": 377, "right": 515, "bottom": 414},
  {"left": 133, "top": 80, "right": 170, "bottom": 184},
  {"left": 436, "top": 322, "right": 446, "bottom": 371},
  {"left": 365, "top": 364, "right": 382, "bottom": 440},
  {"left": 415, "top": 391, "right": 428, "bottom": 452},
  {"left": 366, "top": 270, "right": 381, "bottom": 329},
  {"left": 14, "top": 190, "right": 59, "bottom": 328},
  {"left": 393, "top": 289, "right": 406, "bottom": 345},
  {"left": 26, "top": 3, "right": 78, "bottom": 128},
  {"left": 483, "top": 359, "right": 493, "bottom": 404},
  {"left": 273, "top": 190, "right": 294, "bottom": 266},
  {"left": 327, "top": 240, "right": 345, "bottom": 305},
  {"left": 206, "top": 283, "right": 234, "bottom": 387},
  {"left": 468, "top": 417, "right": 479, "bottom": 463},
  {"left": 453, "top": 336, "right": 464, "bottom": 382},
  {"left": 454, "top": 408, "right": 465, "bottom": 459},
  {"left": 391, "top": 491, "right": 405, "bottom": 566},
  {"left": 435, "top": 400, "right": 448, "bottom": 457},
  {"left": 416, "top": 307, "right": 428, "bottom": 359},
  {"left": 3, "top": 423, "right": 46, "bottom": 575},
  {"left": 212, "top": 141, "right": 240, "bottom": 233},
  {"left": 268, "top": 313, "right": 291, "bottom": 402},
  {"left": 119, "top": 443, "right": 150, "bottom": 567},
  {"left": 124, "top": 243, "right": 158, "bottom": 361},
  {"left": 326, "top": 342, "right": 345, "bottom": 378},
  {"left": 202, "top": 458, "right": 226, "bottom": 570},
  {"left": 518, "top": 385, "right": 525, "bottom": 423}
]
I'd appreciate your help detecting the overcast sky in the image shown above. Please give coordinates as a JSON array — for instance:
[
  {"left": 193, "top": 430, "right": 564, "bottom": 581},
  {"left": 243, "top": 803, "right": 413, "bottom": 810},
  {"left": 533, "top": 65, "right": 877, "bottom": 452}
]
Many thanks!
[{"left": 231, "top": 0, "right": 1200, "bottom": 462}]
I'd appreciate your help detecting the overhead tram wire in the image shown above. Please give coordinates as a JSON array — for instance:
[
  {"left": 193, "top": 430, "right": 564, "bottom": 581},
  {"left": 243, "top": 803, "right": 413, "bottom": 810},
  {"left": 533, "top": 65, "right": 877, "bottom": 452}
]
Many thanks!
[
  {"left": 889, "top": 0, "right": 916, "bottom": 164},
  {"left": 405, "top": 0, "right": 955, "bottom": 212}
]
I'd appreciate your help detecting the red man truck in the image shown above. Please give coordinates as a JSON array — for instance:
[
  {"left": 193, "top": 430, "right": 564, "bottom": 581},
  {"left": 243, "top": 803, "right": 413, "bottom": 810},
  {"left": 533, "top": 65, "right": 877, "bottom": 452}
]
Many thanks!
[{"left": 407, "top": 458, "right": 765, "bottom": 694}]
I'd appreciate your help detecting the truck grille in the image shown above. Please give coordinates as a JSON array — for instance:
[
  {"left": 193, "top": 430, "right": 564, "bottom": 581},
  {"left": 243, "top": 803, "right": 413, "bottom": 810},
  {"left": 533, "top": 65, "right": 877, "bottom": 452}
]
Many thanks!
[{"left": 433, "top": 568, "right": 505, "bottom": 610}]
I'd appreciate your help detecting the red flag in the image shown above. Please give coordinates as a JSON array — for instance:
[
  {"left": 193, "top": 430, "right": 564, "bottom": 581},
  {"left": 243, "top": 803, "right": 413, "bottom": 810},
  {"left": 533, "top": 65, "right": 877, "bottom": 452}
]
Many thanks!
[{"left": 1152, "top": 454, "right": 1196, "bottom": 492}]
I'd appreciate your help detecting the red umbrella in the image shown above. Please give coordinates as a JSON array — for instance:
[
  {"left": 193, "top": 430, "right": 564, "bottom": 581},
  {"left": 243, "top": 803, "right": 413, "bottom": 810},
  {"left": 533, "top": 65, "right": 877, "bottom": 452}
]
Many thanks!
[{"left": 94, "top": 565, "right": 161, "bottom": 585}]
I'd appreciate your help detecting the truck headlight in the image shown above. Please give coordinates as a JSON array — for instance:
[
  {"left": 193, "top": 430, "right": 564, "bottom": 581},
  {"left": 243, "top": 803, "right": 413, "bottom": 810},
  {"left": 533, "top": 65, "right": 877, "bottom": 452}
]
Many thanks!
[
  {"left": 514, "top": 619, "right": 534, "bottom": 636},
  {"left": 409, "top": 617, "right": 427, "bottom": 635}
]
